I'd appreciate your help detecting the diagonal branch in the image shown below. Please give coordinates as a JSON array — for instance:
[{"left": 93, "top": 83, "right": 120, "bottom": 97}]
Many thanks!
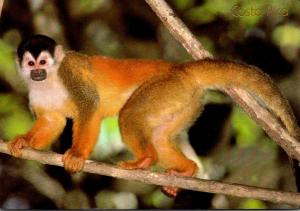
[
  {"left": 144, "top": 0, "right": 300, "bottom": 161},
  {"left": 0, "top": 140, "right": 300, "bottom": 206},
  {"left": 0, "top": 0, "right": 4, "bottom": 17}
]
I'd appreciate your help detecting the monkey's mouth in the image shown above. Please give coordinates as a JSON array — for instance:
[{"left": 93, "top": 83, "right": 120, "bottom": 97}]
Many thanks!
[{"left": 31, "top": 69, "right": 47, "bottom": 81}]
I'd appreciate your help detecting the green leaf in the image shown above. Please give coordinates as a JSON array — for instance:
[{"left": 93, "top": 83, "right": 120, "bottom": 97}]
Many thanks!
[
  {"left": 272, "top": 24, "right": 300, "bottom": 48},
  {"left": 0, "top": 38, "right": 26, "bottom": 93},
  {"left": 238, "top": 199, "right": 267, "bottom": 209},
  {"left": 0, "top": 94, "right": 33, "bottom": 140},
  {"left": 151, "top": 190, "right": 174, "bottom": 209},
  {"left": 231, "top": 106, "right": 263, "bottom": 147},
  {"left": 69, "top": 0, "right": 107, "bottom": 17},
  {"left": 203, "top": 90, "right": 229, "bottom": 104},
  {"left": 185, "top": 5, "right": 216, "bottom": 24},
  {"left": 91, "top": 117, "right": 124, "bottom": 160},
  {"left": 205, "top": 0, "right": 237, "bottom": 15},
  {"left": 94, "top": 190, "right": 138, "bottom": 209},
  {"left": 171, "top": 0, "right": 195, "bottom": 11},
  {"left": 0, "top": 40, "right": 15, "bottom": 72}
]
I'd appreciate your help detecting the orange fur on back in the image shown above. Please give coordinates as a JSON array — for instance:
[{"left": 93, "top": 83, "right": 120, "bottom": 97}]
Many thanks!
[
  {"left": 89, "top": 56, "right": 172, "bottom": 116},
  {"left": 90, "top": 56, "right": 172, "bottom": 89}
]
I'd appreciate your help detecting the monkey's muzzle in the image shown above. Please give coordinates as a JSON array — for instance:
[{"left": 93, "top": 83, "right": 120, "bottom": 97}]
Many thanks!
[{"left": 30, "top": 69, "right": 47, "bottom": 81}]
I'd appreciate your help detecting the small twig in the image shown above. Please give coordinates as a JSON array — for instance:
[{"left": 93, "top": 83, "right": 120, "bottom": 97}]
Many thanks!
[
  {"left": 0, "top": 140, "right": 300, "bottom": 206},
  {"left": 144, "top": 0, "right": 300, "bottom": 161},
  {"left": 0, "top": 0, "right": 4, "bottom": 17}
]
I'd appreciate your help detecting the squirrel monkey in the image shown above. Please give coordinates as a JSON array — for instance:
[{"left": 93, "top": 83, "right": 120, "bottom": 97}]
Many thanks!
[
  {"left": 8, "top": 34, "right": 172, "bottom": 172},
  {"left": 8, "top": 35, "right": 299, "bottom": 197}
]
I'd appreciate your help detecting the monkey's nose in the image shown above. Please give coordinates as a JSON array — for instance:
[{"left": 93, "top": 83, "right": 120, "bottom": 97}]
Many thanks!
[
  {"left": 31, "top": 69, "right": 47, "bottom": 81},
  {"left": 31, "top": 69, "right": 40, "bottom": 74}
]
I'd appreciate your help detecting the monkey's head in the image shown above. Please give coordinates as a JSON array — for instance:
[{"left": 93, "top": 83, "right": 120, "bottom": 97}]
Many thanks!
[{"left": 17, "top": 34, "right": 65, "bottom": 83}]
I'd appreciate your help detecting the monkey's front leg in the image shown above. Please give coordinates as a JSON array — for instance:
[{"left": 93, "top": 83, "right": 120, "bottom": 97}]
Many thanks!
[
  {"left": 63, "top": 114, "right": 102, "bottom": 173},
  {"left": 8, "top": 112, "right": 66, "bottom": 157}
]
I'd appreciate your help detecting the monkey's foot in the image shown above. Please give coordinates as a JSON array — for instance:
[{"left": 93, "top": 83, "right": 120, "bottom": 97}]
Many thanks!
[
  {"left": 162, "top": 168, "right": 196, "bottom": 197},
  {"left": 162, "top": 186, "right": 180, "bottom": 198},
  {"left": 8, "top": 135, "right": 29, "bottom": 157},
  {"left": 118, "top": 157, "right": 155, "bottom": 170},
  {"left": 62, "top": 149, "right": 86, "bottom": 173},
  {"left": 162, "top": 169, "right": 181, "bottom": 197}
]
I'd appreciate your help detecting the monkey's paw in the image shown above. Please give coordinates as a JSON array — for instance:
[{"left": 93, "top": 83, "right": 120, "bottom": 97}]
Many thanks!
[
  {"left": 62, "top": 149, "right": 86, "bottom": 173},
  {"left": 8, "top": 135, "right": 29, "bottom": 157},
  {"left": 161, "top": 169, "right": 192, "bottom": 198},
  {"left": 162, "top": 186, "right": 180, "bottom": 198},
  {"left": 118, "top": 157, "right": 154, "bottom": 170}
]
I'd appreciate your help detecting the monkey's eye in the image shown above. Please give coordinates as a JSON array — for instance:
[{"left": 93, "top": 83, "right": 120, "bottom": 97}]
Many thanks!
[
  {"left": 39, "top": 60, "right": 46, "bottom": 65},
  {"left": 28, "top": 61, "right": 35, "bottom": 66}
]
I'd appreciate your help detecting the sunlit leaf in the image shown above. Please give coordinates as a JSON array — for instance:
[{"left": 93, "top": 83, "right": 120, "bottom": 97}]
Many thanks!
[
  {"left": 205, "top": 0, "right": 237, "bottom": 15},
  {"left": 95, "top": 190, "right": 138, "bottom": 209},
  {"left": 91, "top": 117, "right": 125, "bottom": 160},
  {"left": 0, "top": 94, "right": 33, "bottom": 140},
  {"left": 203, "top": 90, "right": 229, "bottom": 104},
  {"left": 272, "top": 24, "right": 300, "bottom": 60},
  {"left": 69, "top": 0, "right": 109, "bottom": 17},
  {"left": 151, "top": 190, "right": 174, "bottom": 209},
  {"left": 197, "top": 36, "right": 215, "bottom": 56},
  {"left": 95, "top": 190, "right": 115, "bottom": 208},
  {"left": 260, "top": 137, "right": 278, "bottom": 154},
  {"left": 185, "top": 5, "right": 216, "bottom": 24},
  {"left": 231, "top": 106, "right": 263, "bottom": 147},
  {"left": 0, "top": 38, "right": 25, "bottom": 93},
  {"left": 272, "top": 24, "right": 300, "bottom": 47},
  {"left": 171, "top": 0, "right": 195, "bottom": 11},
  {"left": 0, "top": 40, "right": 15, "bottom": 72},
  {"left": 238, "top": 199, "right": 267, "bottom": 209},
  {"left": 185, "top": 0, "right": 238, "bottom": 24}
]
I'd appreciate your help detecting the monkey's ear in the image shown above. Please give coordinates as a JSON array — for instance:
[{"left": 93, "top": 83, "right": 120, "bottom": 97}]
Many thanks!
[
  {"left": 15, "top": 58, "right": 21, "bottom": 71},
  {"left": 14, "top": 50, "right": 22, "bottom": 66},
  {"left": 54, "top": 45, "right": 65, "bottom": 63}
]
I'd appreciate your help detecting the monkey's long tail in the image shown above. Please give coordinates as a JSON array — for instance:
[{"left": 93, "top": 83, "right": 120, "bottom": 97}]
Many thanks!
[
  {"left": 187, "top": 58, "right": 300, "bottom": 191},
  {"left": 187, "top": 59, "right": 299, "bottom": 138}
]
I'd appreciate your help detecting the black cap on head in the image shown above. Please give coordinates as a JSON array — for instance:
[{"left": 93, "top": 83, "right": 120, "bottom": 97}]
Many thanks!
[{"left": 17, "top": 34, "right": 57, "bottom": 61}]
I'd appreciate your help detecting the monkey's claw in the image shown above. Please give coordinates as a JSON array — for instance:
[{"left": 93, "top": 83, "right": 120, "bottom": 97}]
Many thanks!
[
  {"left": 162, "top": 186, "right": 180, "bottom": 198},
  {"left": 62, "top": 149, "right": 86, "bottom": 173},
  {"left": 8, "top": 135, "right": 29, "bottom": 157},
  {"left": 161, "top": 169, "right": 192, "bottom": 197}
]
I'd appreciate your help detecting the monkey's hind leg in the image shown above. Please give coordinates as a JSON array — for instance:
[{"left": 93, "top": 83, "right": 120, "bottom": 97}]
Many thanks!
[
  {"left": 151, "top": 123, "right": 197, "bottom": 197},
  {"left": 150, "top": 96, "right": 204, "bottom": 197},
  {"left": 118, "top": 118, "right": 158, "bottom": 170}
]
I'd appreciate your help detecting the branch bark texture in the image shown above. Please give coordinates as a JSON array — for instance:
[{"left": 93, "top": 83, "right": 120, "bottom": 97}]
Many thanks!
[
  {"left": 144, "top": 0, "right": 300, "bottom": 161},
  {"left": 0, "top": 140, "right": 300, "bottom": 206}
]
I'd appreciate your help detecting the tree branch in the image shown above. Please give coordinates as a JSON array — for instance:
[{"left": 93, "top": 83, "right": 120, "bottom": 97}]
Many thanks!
[
  {"left": 144, "top": 0, "right": 300, "bottom": 161},
  {"left": 0, "top": 0, "right": 4, "bottom": 17},
  {"left": 0, "top": 140, "right": 300, "bottom": 206}
]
